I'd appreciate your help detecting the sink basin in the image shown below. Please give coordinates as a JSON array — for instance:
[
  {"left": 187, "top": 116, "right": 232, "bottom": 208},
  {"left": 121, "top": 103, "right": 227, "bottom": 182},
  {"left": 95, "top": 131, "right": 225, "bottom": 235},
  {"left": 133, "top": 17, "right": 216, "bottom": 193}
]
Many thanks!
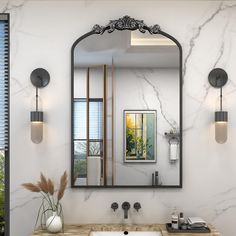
[{"left": 90, "top": 231, "right": 161, "bottom": 236}]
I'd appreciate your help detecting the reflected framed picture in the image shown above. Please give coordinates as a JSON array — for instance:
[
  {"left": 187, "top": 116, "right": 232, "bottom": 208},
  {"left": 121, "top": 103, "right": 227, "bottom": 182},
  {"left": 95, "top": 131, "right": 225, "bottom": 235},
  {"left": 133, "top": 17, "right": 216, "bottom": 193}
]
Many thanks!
[{"left": 124, "top": 110, "right": 157, "bottom": 163}]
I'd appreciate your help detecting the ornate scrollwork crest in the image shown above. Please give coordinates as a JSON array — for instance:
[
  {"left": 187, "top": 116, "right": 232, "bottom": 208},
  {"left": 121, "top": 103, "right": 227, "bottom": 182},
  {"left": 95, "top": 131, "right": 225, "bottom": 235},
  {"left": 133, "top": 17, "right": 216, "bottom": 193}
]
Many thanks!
[
  {"left": 93, "top": 24, "right": 105, "bottom": 34},
  {"left": 92, "top": 15, "right": 161, "bottom": 35}
]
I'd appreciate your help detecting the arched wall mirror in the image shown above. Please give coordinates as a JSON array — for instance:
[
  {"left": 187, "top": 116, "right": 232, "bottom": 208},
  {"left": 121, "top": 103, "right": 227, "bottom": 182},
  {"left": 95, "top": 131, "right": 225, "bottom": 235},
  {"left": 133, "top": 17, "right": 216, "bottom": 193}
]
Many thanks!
[{"left": 71, "top": 16, "right": 182, "bottom": 188}]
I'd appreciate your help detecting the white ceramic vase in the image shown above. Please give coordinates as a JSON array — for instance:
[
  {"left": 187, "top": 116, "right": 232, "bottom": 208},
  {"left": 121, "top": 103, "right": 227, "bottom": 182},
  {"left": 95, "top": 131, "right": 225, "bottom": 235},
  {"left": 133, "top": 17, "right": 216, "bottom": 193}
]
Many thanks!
[{"left": 46, "top": 211, "right": 62, "bottom": 233}]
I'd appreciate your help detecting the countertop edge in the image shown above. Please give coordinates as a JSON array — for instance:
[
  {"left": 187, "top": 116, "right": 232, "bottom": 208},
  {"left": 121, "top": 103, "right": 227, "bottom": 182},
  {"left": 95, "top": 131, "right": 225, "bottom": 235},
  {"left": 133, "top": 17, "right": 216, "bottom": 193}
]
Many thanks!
[{"left": 32, "top": 224, "right": 221, "bottom": 236}]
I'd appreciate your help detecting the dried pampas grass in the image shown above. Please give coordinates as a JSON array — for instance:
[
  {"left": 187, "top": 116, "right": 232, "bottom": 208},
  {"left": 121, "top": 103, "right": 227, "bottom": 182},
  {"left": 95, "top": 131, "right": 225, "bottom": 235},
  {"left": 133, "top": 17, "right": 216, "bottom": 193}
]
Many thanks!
[
  {"left": 22, "top": 171, "right": 68, "bottom": 200},
  {"left": 47, "top": 178, "right": 54, "bottom": 196},
  {"left": 22, "top": 183, "right": 41, "bottom": 192},
  {"left": 38, "top": 173, "right": 49, "bottom": 193},
  {"left": 57, "top": 171, "right": 68, "bottom": 201},
  {"left": 22, "top": 171, "right": 67, "bottom": 231}
]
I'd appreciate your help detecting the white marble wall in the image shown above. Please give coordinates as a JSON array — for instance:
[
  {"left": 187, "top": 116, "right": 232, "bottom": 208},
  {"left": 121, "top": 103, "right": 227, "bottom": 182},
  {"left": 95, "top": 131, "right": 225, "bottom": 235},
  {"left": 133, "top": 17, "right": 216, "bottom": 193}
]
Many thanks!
[{"left": 4, "top": 0, "right": 236, "bottom": 235}]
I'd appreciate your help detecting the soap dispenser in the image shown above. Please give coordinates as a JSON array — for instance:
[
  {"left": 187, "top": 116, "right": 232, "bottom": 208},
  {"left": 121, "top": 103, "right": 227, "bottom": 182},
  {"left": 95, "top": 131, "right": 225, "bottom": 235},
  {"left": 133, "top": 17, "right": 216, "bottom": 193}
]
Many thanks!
[
  {"left": 171, "top": 207, "right": 179, "bottom": 230},
  {"left": 179, "top": 212, "right": 185, "bottom": 226}
]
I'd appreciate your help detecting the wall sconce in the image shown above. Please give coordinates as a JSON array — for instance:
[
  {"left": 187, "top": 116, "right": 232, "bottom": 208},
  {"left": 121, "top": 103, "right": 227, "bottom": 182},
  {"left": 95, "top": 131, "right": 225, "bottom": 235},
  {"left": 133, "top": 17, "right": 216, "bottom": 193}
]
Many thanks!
[
  {"left": 208, "top": 68, "right": 228, "bottom": 144},
  {"left": 30, "top": 68, "right": 50, "bottom": 144}
]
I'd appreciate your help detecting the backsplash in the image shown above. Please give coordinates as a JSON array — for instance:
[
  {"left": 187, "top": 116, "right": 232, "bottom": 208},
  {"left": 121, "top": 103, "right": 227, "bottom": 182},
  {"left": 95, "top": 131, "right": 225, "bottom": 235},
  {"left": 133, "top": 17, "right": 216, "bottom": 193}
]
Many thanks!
[{"left": 6, "top": 0, "right": 236, "bottom": 235}]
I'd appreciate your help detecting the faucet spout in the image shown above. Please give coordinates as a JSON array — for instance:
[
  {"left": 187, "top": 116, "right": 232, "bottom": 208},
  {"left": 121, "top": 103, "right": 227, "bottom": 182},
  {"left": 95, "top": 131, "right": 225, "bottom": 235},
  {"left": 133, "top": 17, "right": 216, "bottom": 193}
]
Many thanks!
[
  {"left": 124, "top": 209, "right": 128, "bottom": 219},
  {"left": 122, "top": 202, "right": 130, "bottom": 219}
]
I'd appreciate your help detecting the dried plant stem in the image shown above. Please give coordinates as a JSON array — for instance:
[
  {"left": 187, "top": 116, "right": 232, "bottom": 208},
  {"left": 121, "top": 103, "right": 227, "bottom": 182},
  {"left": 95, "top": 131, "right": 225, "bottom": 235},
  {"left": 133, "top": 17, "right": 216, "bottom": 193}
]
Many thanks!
[
  {"left": 46, "top": 213, "right": 56, "bottom": 228},
  {"left": 41, "top": 208, "right": 53, "bottom": 229},
  {"left": 51, "top": 194, "right": 55, "bottom": 207},
  {"left": 46, "top": 194, "right": 54, "bottom": 211},
  {"left": 35, "top": 200, "right": 44, "bottom": 230},
  {"left": 60, "top": 205, "right": 64, "bottom": 233},
  {"left": 40, "top": 192, "right": 57, "bottom": 212},
  {"left": 41, "top": 199, "right": 46, "bottom": 229},
  {"left": 22, "top": 171, "right": 68, "bottom": 231},
  {"left": 39, "top": 192, "right": 49, "bottom": 204}
]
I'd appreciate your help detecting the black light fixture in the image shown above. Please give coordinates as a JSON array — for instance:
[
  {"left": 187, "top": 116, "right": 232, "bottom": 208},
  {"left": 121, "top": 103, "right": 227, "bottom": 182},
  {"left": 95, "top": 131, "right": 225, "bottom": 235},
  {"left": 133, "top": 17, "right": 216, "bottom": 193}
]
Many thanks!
[
  {"left": 208, "top": 68, "right": 228, "bottom": 144},
  {"left": 30, "top": 68, "right": 50, "bottom": 144}
]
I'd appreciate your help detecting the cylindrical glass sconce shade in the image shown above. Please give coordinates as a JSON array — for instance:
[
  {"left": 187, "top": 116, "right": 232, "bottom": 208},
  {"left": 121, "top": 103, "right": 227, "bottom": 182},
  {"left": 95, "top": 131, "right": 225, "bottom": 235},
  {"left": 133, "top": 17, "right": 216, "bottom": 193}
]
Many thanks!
[
  {"left": 31, "top": 111, "right": 43, "bottom": 144},
  {"left": 215, "top": 111, "right": 228, "bottom": 144}
]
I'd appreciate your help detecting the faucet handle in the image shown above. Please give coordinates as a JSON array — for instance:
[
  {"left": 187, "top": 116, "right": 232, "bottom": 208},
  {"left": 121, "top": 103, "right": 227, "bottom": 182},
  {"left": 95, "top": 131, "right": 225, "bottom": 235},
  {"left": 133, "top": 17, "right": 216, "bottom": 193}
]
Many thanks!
[
  {"left": 111, "top": 202, "right": 119, "bottom": 211},
  {"left": 134, "top": 202, "right": 141, "bottom": 211},
  {"left": 122, "top": 201, "right": 131, "bottom": 210},
  {"left": 122, "top": 202, "right": 130, "bottom": 219}
]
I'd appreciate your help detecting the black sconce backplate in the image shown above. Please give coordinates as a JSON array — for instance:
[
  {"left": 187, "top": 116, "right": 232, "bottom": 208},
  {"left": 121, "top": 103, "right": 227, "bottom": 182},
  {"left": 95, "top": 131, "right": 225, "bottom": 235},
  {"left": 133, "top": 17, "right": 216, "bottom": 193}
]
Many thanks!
[
  {"left": 30, "top": 68, "right": 50, "bottom": 88},
  {"left": 208, "top": 68, "right": 228, "bottom": 88}
]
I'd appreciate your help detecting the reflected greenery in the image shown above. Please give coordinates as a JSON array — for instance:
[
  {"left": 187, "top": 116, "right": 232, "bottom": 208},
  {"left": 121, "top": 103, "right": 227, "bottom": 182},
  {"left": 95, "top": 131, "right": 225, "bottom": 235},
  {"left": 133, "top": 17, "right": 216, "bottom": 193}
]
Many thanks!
[{"left": 74, "top": 159, "right": 87, "bottom": 179}]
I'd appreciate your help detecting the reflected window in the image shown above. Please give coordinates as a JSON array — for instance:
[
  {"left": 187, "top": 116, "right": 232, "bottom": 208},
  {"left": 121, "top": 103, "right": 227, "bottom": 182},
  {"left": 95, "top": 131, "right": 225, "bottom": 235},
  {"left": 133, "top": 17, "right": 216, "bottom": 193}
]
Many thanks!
[{"left": 73, "top": 99, "right": 103, "bottom": 179}]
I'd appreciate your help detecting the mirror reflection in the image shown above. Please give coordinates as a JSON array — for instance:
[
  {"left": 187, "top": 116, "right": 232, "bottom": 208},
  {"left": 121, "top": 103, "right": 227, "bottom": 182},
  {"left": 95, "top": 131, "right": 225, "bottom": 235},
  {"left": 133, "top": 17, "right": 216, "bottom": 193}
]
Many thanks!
[{"left": 72, "top": 29, "right": 181, "bottom": 187}]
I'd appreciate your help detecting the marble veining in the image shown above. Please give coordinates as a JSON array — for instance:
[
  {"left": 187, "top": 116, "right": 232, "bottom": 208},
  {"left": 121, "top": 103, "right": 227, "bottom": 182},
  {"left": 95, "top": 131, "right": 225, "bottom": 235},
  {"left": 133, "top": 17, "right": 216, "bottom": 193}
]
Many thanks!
[
  {"left": 84, "top": 189, "right": 93, "bottom": 202},
  {"left": 183, "top": 2, "right": 236, "bottom": 80},
  {"left": 134, "top": 70, "right": 179, "bottom": 131},
  {"left": 7, "top": 1, "right": 236, "bottom": 236},
  {"left": 31, "top": 224, "right": 221, "bottom": 236},
  {"left": 183, "top": 2, "right": 236, "bottom": 133},
  {"left": 10, "top": 196, "right": 41, "bottom": 212},
  {"left": 1, "top": 0, "right": 26, "bottom": 13},
  {"left": 196, "top": 186, "right": 236, "bottom": 221}
]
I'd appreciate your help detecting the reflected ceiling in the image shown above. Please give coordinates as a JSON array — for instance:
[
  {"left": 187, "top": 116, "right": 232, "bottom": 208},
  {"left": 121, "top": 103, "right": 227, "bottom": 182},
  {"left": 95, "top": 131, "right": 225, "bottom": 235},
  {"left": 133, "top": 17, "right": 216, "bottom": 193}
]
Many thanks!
[{"left": 74, "top": 31, "right": 179, "bottom": 68}]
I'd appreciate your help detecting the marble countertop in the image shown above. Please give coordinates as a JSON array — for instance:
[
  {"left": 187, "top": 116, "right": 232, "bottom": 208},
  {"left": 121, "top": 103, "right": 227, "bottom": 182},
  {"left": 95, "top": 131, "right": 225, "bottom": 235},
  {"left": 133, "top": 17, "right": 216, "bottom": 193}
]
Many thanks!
[{"left": 32, "top": 224, "right": 221, "bottom": 236}]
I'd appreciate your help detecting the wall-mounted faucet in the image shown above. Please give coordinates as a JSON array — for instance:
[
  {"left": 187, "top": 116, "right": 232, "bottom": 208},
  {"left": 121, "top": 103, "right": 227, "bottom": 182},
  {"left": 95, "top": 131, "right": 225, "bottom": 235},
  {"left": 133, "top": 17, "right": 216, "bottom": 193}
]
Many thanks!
[
  {"left": 133, "top": 202, "right": 141, "bottom": 211},
  {"left": 122, "top": 201, "right": 130, "bottom": 219},
  {"left": 111, "top": 201, "right": 141, "bottom": 219},
  {"left": 111, "top": 202, "right": 119, "bottom": 211}
]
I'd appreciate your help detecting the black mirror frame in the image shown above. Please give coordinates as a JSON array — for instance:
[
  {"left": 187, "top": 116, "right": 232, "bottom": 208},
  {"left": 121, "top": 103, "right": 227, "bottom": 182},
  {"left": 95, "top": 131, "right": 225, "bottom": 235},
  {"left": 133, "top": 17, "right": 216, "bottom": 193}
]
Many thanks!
[{"left": 71, "top": 16, "right": 183, "bottom": 189}]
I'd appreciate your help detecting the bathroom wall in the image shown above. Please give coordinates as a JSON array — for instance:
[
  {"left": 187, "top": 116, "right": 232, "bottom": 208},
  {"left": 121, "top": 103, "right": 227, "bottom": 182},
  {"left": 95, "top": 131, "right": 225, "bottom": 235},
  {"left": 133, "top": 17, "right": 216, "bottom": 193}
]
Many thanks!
[{"left": 6, "top": 0, "right": 236, "bottom": 235}]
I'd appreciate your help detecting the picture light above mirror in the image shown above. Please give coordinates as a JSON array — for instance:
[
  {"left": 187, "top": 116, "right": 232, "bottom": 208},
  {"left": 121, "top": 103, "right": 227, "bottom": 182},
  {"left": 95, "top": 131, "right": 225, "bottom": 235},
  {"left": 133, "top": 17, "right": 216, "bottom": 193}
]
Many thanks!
[{"left": 71, "top": 16, "right": 183, "bottom": 188}]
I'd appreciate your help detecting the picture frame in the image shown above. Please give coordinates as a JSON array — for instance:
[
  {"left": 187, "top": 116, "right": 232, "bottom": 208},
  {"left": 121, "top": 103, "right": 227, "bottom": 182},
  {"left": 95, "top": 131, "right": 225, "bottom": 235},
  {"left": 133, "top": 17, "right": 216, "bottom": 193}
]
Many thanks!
[{"left": 124, "top": 110, "right": 157, "bottom": 163}]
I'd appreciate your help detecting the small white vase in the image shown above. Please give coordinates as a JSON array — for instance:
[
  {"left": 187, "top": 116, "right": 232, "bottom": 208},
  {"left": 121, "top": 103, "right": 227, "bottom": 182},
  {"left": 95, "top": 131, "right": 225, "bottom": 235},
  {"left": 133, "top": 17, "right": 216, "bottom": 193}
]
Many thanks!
[{"left": 46, "top": 211, "right": 62, "bottom": 233}]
